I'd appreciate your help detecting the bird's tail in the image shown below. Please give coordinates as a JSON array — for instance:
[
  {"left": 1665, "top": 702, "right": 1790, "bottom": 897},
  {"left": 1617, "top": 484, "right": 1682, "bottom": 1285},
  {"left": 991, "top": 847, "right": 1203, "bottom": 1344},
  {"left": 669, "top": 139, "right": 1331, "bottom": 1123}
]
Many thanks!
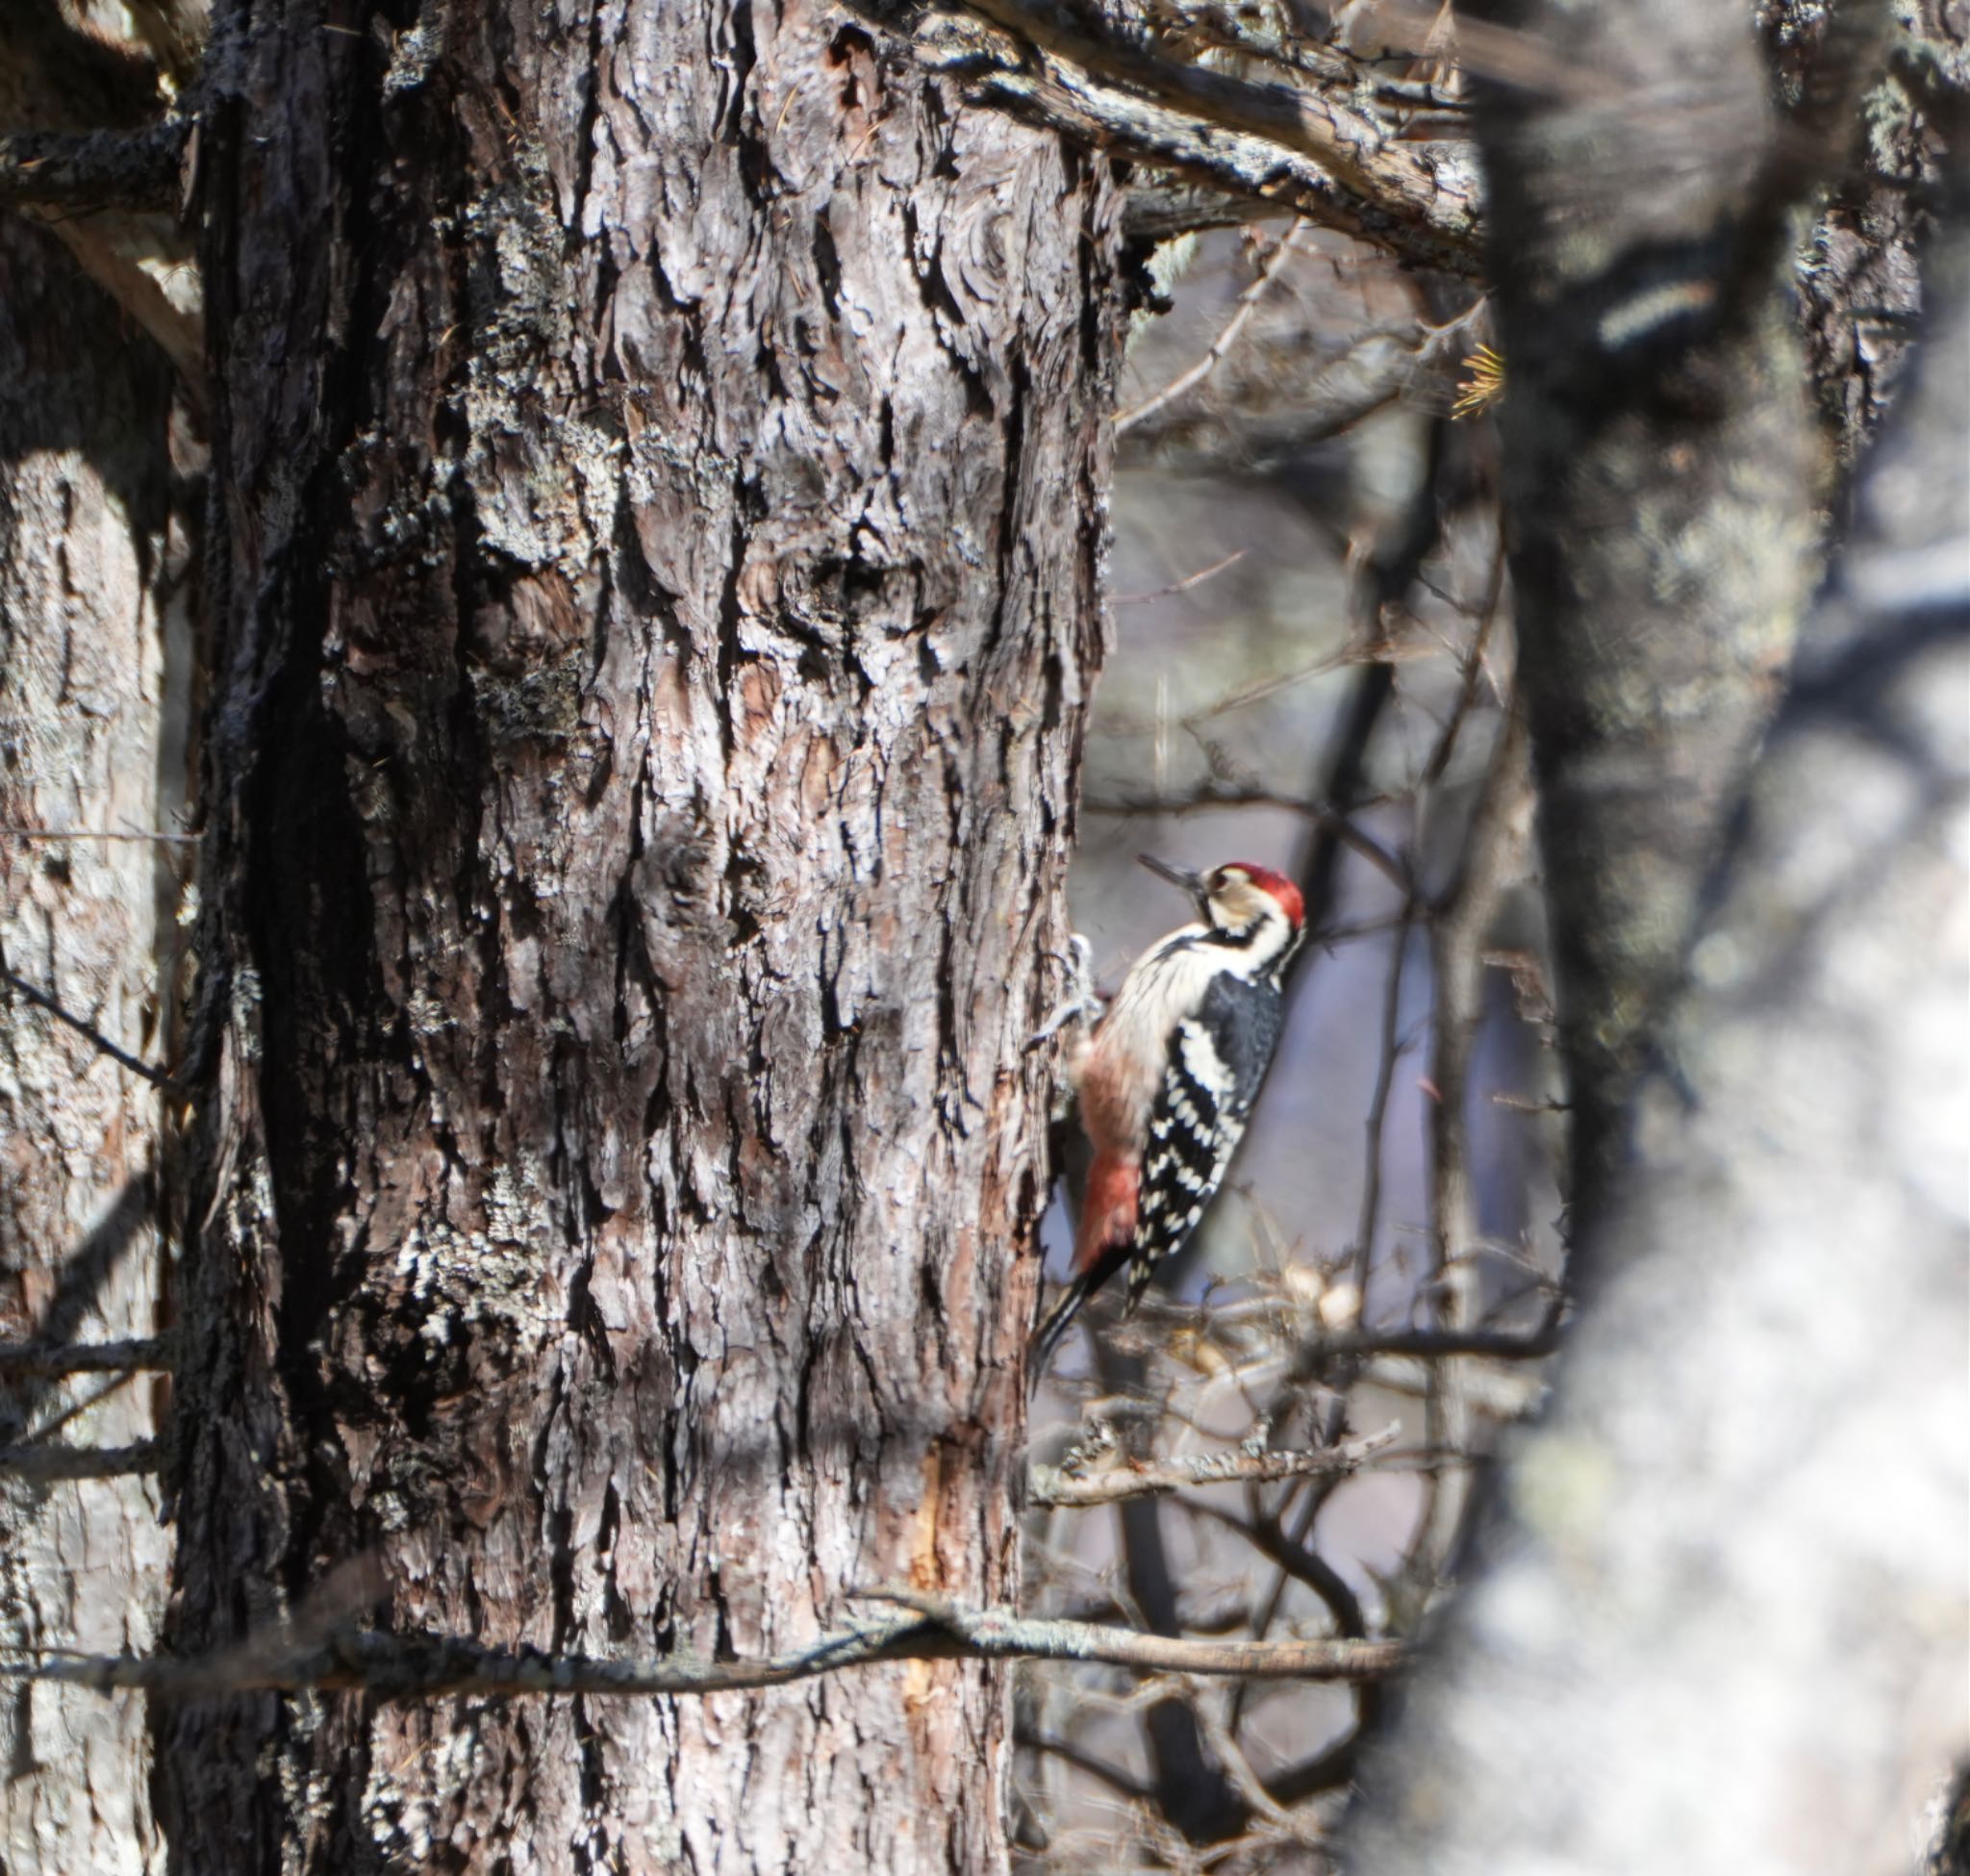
[
  {"left": 1031, "top": 1268, "right": 1099, "bottom": 1378},
  {"left": 1030, "top": 1249, "right": 1129, "bottom": 1380},
  {"left": 1030, "top": 1150, "right": 1141, "bottom": 1384}
]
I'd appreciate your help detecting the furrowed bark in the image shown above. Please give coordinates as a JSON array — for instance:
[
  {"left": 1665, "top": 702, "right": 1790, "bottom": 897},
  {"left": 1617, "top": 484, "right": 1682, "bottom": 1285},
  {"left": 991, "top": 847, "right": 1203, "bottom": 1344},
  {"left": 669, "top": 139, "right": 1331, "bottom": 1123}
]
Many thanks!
[{"left": 163, "top": 5, "right": 1118, "bottom": 1873}]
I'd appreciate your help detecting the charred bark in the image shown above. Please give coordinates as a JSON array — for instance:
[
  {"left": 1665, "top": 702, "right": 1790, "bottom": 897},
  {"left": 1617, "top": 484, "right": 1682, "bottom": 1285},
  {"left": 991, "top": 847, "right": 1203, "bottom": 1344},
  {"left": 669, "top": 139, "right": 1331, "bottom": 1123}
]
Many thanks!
[{"left": 162, "top": 5, "right": 1119, "bottom": 1873}]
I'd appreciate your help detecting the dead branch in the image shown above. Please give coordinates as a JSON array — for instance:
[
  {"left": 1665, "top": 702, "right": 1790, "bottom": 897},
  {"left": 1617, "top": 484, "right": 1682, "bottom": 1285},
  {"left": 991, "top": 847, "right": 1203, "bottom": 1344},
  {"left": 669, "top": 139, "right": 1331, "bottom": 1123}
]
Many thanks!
[
  {"left": 1117, "top": 221, "right": 1308, "bottom": 434},
  {"left": 1030, "top": 1423, "right": 1399, "bottom": 1508},
  {"left": 0, "top": 1335, "right": 176, "bottom": 1378},
  {"left": 7, "top": 1601, "right": 1404, "bottom": 1701},
  {"left": 0, "top": 964, "right": 184, "bottom": 1094},
  {"left": 907, "top": 10, "right": 1482, "bottom": 276},
  {"left": 0, "top": 1439, "right": 163, "bottom": 1482},
  {"left": 953, "top": 0, "right": 1478, "bottom": 258},
  {"left": 1294, "top": 1317, "right": 1562, "bottom": 1369},
  {"left": 0, "top": 824, "right": 200, "bottom": 844},
  {"left": 1410, "top": 705, "right": 1534, "bottom": 1589},
  {"left": 0, "top": 123, "right": 189, "bottom": 212},
  {"left": 1113, "top": 548, "right": 1247, "bottom": 606}
]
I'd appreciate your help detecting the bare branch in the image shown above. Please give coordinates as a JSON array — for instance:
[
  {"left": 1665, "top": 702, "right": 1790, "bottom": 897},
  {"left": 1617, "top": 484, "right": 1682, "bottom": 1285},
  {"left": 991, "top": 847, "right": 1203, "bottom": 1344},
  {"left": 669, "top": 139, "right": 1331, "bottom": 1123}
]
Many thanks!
[
  {"left": 0, "top": 123, "right": 189, "bottom": 212},
  {"left": 1190, "top": 1502, "right": 1367, "bottom": 1639},
  {"left": 0, "top": 964, "right": 184, "bottom": 1094},
  {"left": 1118, "top": 302, "right": 1488, "bottom": 471},
  {"left": 1351, "top": 895, "right": 1419, "bottom": 1299},
  {"left": 0, "top": 1335, "right": 176, "bottom": 1379},
  {"left": 1194, "top": 1687, "right": 1319, "bottom": 1841},
  {"left": 952, "top": 0, "right": 1479, "bottom": 264},
  {"left": 908, "top": 10, "right": 1482, "bottom": 275},
  {"left": 1083, "top": 786, "right": 1411, "bottom": 896},
  {"left": 1016, "top": 1726, "right": 1155, "bottom": 1801},
  {"left": 1410, "top": 705, "right": 1535, "bottom": 1589},
  {"left": 1295, "top": 1317, "right": 1562, "bottom": 1370},
  {"left": 1030, "top": 1423, "right": 1399, "bottom": 1507},
  {"left": 1113, "top": 548, "right": 1248, "bottom": 607},
  {"left": 1117, "top": 221, "right": 1309, "bottom": 434},
  {"left": 0, "top": 825, "right": 200, "bottom": 844},
  {"left": 0, "top": 1440, "right": 164, "bottom": 1482},
  {"left": 860, "top": 1590, "right": 1405, "bottom": 1681},
  {"left": 1416, "top": 537, "right": 1508, "bottom": 795},
  {"left": 7, "top": 1603, "right": 1405, "bottom": 1701}
]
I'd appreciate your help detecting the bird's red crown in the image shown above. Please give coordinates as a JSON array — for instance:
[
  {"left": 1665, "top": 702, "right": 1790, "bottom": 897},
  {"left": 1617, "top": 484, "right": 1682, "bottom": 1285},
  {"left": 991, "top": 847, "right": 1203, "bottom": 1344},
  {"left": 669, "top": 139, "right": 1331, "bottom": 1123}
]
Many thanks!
[{"left": 1224, "top": 863, "right": 1305, "bottom": 930}]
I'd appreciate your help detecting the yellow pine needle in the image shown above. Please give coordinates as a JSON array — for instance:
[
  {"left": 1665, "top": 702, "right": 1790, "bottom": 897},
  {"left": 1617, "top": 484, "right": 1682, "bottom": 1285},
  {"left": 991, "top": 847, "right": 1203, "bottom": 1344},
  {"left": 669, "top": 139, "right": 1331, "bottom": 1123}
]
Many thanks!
[{"left": 1452, "top": 343, "right": 1506, "bottom": 419}]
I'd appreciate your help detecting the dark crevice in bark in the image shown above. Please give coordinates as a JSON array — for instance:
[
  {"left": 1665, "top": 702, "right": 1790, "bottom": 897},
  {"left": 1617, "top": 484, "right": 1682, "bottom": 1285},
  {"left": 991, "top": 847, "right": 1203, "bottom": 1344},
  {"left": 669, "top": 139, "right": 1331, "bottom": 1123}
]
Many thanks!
[{"left": 164, "top": 5, "right": 1116, "bottom": 1866}]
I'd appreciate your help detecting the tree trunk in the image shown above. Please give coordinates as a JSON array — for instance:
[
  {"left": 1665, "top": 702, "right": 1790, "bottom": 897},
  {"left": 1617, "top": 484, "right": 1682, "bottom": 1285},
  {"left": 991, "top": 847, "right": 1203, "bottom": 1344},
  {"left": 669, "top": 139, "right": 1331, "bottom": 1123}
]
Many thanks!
[
  {"left": 1336, "top": 3, "right": 1969, "bottom": 1863},
  {"left": 1339, "top": 230, "right": 1968, "bottom": 1876},
  {"left": 161, "top": 6, "right": 1119, "bottom": 1873},
  {"left": 1475, "top": 0, "right": 1824, "bottom": 1228},
  {"left": 0, "top": 212, "right": 186, "bottom": 1876}
]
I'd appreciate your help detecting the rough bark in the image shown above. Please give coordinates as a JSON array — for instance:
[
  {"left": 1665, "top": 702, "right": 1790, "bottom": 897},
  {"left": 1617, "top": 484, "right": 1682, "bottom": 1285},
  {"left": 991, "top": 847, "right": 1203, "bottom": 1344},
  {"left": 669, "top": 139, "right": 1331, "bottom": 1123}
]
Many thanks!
[
  {"left": 161, "top": 5, "right": 1118, "bottom": 1874},
  {"left": 1765, "top": 0, "right": 1963, "bottom": 472},
  {"left": 0, "top": 212, "right": 186, "bottom": 1876},
  {"left": 1338, "top": 230, "right": 1968, "bottom": 1876}
]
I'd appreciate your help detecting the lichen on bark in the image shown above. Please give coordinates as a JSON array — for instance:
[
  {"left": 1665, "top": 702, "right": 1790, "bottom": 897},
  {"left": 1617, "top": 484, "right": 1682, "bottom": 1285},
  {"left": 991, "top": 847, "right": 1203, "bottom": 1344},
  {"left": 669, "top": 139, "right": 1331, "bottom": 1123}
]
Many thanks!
[{"left": 162, "top": 6, "right": 1123, "bottom": 1872}]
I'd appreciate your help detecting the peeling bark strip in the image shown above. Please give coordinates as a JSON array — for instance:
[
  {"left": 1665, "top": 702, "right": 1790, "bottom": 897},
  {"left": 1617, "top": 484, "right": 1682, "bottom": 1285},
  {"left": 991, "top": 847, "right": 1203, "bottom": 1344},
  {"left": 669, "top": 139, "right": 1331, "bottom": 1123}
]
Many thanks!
[{"left": 166, "top": 4, "right": 1119, "bottom": 1873}]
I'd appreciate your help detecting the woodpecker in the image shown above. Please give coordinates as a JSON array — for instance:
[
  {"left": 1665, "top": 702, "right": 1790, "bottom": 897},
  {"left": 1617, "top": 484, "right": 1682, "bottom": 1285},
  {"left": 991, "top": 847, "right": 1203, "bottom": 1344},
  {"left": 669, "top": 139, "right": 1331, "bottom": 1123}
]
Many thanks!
[{"left": 1034, "top": 855, "right": 1306, "bottom": 1371}]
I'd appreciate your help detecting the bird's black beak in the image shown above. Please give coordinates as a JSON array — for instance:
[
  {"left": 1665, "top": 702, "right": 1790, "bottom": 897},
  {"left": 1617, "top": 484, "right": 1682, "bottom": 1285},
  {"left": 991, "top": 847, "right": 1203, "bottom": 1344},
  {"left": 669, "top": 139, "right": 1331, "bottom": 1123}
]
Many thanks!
[{"left": 1137, "top": 852, "right": 1210, "bottom": 915}]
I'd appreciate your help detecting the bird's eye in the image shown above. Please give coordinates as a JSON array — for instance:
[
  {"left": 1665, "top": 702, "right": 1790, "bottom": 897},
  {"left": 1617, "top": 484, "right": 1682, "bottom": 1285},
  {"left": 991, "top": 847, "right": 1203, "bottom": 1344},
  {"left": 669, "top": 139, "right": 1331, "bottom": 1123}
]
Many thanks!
[{"left": 1208, "top": 868, "right": 1229, "bottom": 892}]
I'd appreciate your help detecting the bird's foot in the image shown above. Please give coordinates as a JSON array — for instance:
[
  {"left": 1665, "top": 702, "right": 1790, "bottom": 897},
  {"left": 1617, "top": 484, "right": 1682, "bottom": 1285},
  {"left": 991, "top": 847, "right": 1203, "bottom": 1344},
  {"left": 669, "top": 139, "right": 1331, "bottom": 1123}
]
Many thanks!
[{"left": 1027, "top": 935, "right": 1102, "bottom": 1050}]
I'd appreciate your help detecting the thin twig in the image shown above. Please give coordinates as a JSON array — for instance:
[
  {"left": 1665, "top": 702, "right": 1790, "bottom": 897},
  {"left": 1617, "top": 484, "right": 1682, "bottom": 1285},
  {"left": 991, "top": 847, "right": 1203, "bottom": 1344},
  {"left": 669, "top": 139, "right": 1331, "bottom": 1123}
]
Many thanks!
[
  {"left": 1118, "top": 223, "right": 1309, "bottom": 434},
  {"left": 0, "top": 966, "right": 183, "bottom": 1094},
  {"left": 0, "top": 826, "right": 200, "bottom": 844},
  {"left": 1113, "top": 548, "right": 1248, "bottom": 607},
  {"left": 1018, "top": 1726, "right": 1155, "bottom": 1802},
  {"left": 14, "top": 1372, "right": 139, "bottom": 1447},
  {"left": 1409, "top": 705, "right": 1533, "bottom": 1590},
  {"left": 1082, "top": 789, "right": 1410, "bottom": 896},
  {"left": 1194, "top": 1688, "right": 1313, "bottom": 1839},
  {"left": 1030, "top": 1424, "right": 1399, "bottom": 1508},
  {"left": 8, "top": 1603, "right": 1404, "bottom": 1701},
  {"left": 1294, "top": 1315, "right": 1561, "bottom": 1370},
  {"left": 1351, "top": 897, "right": 1419, "bottom": 1302},
  {"left": 1416, "top": 536, "right": 1508, "bottom": 794},
  {"left": 1190, "top": 1503, "right": 1366, "bottom": 1639},
  {"left": 1178, "top": 641, "right": 1367, "bottom": 726}
]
